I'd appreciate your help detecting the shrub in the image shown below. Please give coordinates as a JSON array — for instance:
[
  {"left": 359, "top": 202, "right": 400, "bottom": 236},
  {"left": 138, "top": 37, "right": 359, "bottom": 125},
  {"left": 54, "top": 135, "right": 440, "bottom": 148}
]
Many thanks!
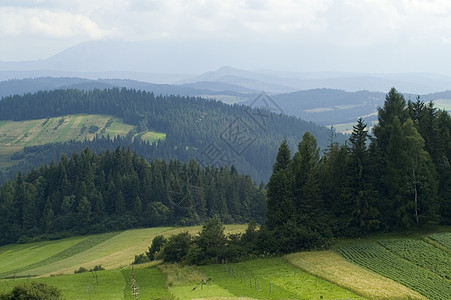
[
  {"left": 146, "top": 235, "right": 167, "bottom": 261},
  {"left": 160, "top": 231, "right": 193, "bottom": 263},
  {"left": 0, "top": 282, "right": 62, "bottom": 300},
  {"left": 74, "top": 266, "right": 88, "bottom": 274},
  {"left": 133, "top": 253, "right": 149, "bottom": 264}
]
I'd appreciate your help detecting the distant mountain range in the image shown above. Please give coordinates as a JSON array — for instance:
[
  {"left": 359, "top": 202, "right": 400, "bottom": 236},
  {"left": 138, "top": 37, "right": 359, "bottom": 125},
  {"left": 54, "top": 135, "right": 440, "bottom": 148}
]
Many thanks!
[{"left": 2, "top": 40, "right": 451, "bottom": 94}]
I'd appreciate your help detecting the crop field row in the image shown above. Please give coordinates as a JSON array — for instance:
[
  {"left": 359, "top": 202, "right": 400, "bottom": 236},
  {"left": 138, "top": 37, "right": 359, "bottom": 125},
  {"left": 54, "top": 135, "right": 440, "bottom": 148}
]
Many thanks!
[
  {"left": 336, "top": 242, "right": 451, "bottom": 300},
  {"left": 285, "top": 251, "right": 425, "bottom": 299},
  {"left": 379, "top": 238, "right": 451, "bottom": 279},
  {"left": 428, "top": 232, "right": 451, "bottom": 249}
]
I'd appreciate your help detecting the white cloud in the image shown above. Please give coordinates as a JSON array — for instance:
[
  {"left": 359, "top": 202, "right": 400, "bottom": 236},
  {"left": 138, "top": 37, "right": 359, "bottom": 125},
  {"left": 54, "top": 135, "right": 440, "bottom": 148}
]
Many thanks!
[
  {"left": 1, "top": 0, "right": 451, "bottom": 74},
  {"left": 0, "top": 7, "right": 112, "bottom": 39}
]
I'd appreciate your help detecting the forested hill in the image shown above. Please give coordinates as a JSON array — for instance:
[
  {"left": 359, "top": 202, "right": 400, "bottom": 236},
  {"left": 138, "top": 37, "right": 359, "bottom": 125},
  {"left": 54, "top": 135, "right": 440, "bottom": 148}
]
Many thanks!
[
  {"left": 0, "top": 88, "right": 344, "bottom": 183},
  {"left": 0, "top": 147, "right": 266, "bottom": 245}
]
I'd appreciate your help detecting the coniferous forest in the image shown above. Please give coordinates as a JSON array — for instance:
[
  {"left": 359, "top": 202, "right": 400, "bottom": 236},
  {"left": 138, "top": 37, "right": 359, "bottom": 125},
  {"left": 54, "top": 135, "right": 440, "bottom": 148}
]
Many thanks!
[
  {"left": 0, "top": 147, "right": 265, "bottom": 245},
  {"left": 0, "top": 87, "right": 449, "bottom": 254},
  {"left": 0, "top": 88, "right": 340, "bottom": 184},
  {"left": 263, "top": 88, "right": 451, "bottom": 253}
]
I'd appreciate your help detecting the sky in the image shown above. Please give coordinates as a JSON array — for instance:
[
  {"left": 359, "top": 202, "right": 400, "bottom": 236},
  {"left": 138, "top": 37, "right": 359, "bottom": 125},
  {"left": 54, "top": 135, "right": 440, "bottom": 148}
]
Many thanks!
[{"left": 1, "top": 0, "right": 451, "bottom": 75}]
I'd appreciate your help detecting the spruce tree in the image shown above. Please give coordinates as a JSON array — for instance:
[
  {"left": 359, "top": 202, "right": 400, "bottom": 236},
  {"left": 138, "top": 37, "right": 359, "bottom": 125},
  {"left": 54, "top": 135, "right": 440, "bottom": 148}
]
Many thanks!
[{"left": 266, "top": 139, "right": 295, "bottom": 230}]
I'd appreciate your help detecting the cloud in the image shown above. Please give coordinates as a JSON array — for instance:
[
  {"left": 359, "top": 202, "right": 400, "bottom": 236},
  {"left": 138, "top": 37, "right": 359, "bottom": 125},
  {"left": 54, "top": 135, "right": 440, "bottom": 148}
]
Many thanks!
[{"left": 0, "top": 7, "right": 112, "bottom": 39}]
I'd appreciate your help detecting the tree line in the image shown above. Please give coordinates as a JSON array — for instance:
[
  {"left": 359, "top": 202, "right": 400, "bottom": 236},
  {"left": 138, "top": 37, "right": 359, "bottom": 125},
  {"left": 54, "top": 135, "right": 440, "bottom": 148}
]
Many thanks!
[
  {"left": 0, "top": 147, "right": 265, "bottom": 245},
  {"left": 0, "top": 88, "right": 343, "bottom": 183}
]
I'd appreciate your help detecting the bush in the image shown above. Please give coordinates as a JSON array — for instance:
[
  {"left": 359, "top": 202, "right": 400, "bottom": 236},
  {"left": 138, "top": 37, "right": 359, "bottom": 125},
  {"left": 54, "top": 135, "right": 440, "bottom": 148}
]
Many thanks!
[
  {"left": 0, "top": 282, "right": 62, "bottom": 300},
  {"left": 74, "top": 266, "right": 88, "bottom": 273},
  {"left": 133, "top": 253, "right": 149, "bottom": 264},
  {"left": 91, "top": 265, "right": 105, "bottom": 271},
  {"left": 160, "top": 231, "right": 193, "bottom": 263},
  {"left": 146, "top": 235, "right": 167, "bottom": 261}
]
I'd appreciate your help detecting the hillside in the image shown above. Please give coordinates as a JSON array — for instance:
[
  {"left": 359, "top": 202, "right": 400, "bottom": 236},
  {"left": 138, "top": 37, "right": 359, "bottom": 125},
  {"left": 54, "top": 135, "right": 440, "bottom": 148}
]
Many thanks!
[
  {"left": 270, "top": 89, "right": 451, "bottom": 130},
  {"left": 0, "top": 114, "right": 165, "bottom": 169},
  {"left": 1, "top": 228, "right": 449, "bottom": 299},
  {"left": 2, "top": 78, "right": 450, "bottom": 134},
  {"left": 0, "top": 88, "right": 344, "bottom": 183}
]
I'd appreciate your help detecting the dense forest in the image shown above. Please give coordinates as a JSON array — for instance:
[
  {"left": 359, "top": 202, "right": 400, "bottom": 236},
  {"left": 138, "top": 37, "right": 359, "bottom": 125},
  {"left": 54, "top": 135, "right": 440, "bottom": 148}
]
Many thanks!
[
  {"left": 0, "top": 88, "right": 342, "bottom": 183},
  {"left": 263, "top": 88, "right": 451, "bottom": 253},
  {"left": 0, "top": 87, "right": 449, "bottom": 253},
  {"left": 146, "top": 88, "right": 451, "bottom": 265},
  {"left": 0, "top": 147, "right": 265, "bottom": 245}
]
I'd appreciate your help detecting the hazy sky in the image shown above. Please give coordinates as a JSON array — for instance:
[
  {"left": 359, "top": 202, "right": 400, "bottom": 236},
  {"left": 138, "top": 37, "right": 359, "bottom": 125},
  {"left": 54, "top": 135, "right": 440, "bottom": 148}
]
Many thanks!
[{"left": 1, "top": 0, "right": 451, "bottom": 75}]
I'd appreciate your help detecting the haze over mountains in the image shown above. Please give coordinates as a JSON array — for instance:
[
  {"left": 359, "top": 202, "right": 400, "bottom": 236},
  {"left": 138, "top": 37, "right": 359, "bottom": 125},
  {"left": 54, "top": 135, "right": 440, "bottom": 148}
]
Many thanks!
[{"left": 2, "top": 40, "right": 451, "bottom": 95}]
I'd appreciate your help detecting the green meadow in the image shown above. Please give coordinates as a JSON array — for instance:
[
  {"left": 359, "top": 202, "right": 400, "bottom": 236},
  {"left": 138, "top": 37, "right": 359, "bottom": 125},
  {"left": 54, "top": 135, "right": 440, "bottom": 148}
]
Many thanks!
[
  {"left": 0, "top": 114, "right": 166, "bottom": 168},
  {"left": 1, "top": 228, "right": 450, "bottom": 299}
]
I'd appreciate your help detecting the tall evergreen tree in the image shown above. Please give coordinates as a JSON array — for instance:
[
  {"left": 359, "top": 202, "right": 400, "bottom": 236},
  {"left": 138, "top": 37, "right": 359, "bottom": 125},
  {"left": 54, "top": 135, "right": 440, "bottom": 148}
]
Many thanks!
[
  {"left": 348, "top": 119, "right": 379, "bottom": 233},
  {"left": 265, "top": 139, "right": 295, "bottom": 230},
  {"left": 290, "top": 132, "right": 323, "bottom": 224}
]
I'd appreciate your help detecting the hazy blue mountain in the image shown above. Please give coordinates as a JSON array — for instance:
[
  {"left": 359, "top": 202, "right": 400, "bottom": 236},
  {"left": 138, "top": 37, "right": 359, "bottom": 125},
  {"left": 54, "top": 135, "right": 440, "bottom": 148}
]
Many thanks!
[
  {"left": 0, "top": 77, "right": 255, "bottom": 101},
  {"left": 3, "top": 40, "right": 451, "bottom": 94},
  {"left": 182, "top": 66, "right": 451, "bottom": 95},
  {"left": 265, "top": 89, "right": 451, "bottom": 128}
]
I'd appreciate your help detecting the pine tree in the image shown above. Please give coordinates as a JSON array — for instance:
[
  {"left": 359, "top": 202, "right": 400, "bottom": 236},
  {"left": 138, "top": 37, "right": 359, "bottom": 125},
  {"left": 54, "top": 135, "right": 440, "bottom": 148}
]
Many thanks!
[
  {"left": 348, "top": 118, "right": 379, "bottom": 233},
  {"left": 265, "top": 139, "right": 295, "bottom": 230},
  {"left": 290, "top": 132, "right": 322, "bottom": 223}
]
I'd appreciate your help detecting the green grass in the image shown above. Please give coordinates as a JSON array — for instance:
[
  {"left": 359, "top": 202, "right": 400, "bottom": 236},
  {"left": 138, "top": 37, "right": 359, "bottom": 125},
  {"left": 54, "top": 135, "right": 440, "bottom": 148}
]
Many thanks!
[
  {"left": 336, "top": 242, "right": 451, "bottom": 300},
  {"left": 0, "top": 269, "right": 126, "bottom": 300},
  {"left": 0, "top": 232, "right": 120, "bottom": 278},
  {"left": 56, "top": 116, "right": 77, "bottom": 142},
  {"left": 0, "top": 114, "right": 166, "bottom": 169},
  {"left": 16, "top": 227, "right": 173, "bottom": 277},
  {"left": 0, "top": 237, "right": 86, "bottom": 278},
  {"left": 139, "top": 131, "right": 166, "bottom": 143},
  {"left": 1, "top": 227, "right": 450, "bottom": 299},
  {"left": 122, "top": 266, "right": 173, "bottom": 300},
  {"left": 159, "top": 263, "right": 237, "bottom": 300},
  {"left": 198, "top": 257, "right": 361, "bottom": 299}
]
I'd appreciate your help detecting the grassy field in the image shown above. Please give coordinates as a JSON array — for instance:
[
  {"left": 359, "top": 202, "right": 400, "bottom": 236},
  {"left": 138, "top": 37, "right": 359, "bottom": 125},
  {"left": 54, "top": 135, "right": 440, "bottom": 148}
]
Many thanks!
[
  {"left": 198, "top": 258, "right": 362, "bottom": 300},
  {"left": 0, "top": 225, "right": 245, "bottom": 279},
  {"left": 1, "top": 227, "right": 451, "bottom": 299},
  {"left": 0, "top": 114, "right": 166, "bottom": 168}
]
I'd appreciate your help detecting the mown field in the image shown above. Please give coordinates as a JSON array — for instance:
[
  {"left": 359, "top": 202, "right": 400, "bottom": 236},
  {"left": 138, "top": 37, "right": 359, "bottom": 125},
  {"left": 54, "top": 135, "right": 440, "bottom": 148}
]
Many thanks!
[
  {"left": 0, "top": 114, "right": 166, "bottom": 168},
  {"left": 0, "top": 228, "right": 450, "bottom": 299}
]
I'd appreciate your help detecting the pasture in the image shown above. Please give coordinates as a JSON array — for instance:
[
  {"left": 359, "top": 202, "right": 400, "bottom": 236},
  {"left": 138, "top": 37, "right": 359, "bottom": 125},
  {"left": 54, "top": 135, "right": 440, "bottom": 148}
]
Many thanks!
[
  {"left": 0, "top": 114, "right": 166, "bottom": 168},
  {"left": 1, "top": 228, "right": 450, "bottom": 299}
]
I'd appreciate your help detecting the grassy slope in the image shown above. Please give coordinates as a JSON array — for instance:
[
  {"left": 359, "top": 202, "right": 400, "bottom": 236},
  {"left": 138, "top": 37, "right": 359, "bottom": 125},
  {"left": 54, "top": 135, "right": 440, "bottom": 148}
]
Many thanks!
[
  {"left": 199, "top": 258, "right": 361, "bottom": 300},
  {"left": 0, "top": 114, "right": 166, "bottom": 168},
  {"left": 1, "top": 227, "right": 450, "bottom": 299}
]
